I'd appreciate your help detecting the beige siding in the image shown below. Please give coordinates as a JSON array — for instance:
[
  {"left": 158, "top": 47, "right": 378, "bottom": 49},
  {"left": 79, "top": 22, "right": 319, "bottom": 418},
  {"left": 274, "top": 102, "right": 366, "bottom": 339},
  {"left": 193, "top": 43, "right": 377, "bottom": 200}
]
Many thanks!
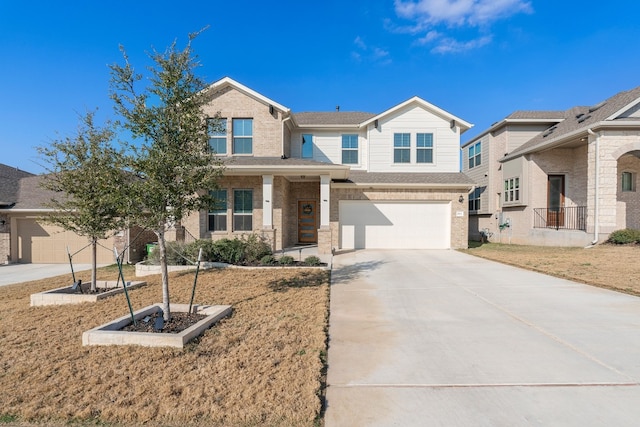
[{"left": 368, "top": 105, "right": 460, "bottom": 173}]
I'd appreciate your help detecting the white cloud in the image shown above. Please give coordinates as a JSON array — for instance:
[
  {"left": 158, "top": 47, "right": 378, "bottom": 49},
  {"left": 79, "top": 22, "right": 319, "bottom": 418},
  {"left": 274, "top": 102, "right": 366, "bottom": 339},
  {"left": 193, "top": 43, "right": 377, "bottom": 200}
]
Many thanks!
[
  {"left": 351, "top": 36, "right": 392, "bottom": 65},
  {"left": 392, "top": 0, "right": 532, "bottom": 53}
]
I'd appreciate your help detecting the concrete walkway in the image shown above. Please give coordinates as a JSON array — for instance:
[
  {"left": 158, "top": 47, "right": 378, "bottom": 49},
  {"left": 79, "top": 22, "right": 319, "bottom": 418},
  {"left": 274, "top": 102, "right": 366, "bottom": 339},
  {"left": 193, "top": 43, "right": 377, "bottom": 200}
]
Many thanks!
[
  {"left": 0, "top": 264, "right": 98, "bottom": 287},
  {"left": 325, "top": 250, "right": 640, "bottom": 426}
]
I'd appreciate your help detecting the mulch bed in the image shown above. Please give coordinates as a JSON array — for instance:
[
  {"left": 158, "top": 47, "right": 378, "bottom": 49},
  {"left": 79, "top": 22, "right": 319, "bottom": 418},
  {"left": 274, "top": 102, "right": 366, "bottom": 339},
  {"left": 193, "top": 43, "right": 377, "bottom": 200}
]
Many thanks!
[{"left": 122, "top": 312, "right": 206, "bottom": 333}]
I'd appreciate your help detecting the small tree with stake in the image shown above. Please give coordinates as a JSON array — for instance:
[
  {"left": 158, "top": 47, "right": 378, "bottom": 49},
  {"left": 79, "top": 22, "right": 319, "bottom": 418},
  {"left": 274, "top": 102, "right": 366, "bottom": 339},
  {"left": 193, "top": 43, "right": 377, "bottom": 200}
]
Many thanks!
[
  {"left": 109, "top": 30, "right": 224, "bottom": 322},
  {"left": 38, "top": 111, "right": 128, "bottom": 293}
]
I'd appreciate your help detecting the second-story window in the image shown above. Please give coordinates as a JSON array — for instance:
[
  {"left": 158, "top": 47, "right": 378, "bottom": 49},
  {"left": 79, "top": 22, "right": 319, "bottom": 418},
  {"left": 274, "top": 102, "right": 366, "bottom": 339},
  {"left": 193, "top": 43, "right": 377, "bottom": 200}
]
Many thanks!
[
  {"left": 207, "top": 118, "right": 227, "bottom": 155},
  {"left": 394, "top": 133, "right": 410, "bottom": 163},
  {"left": 342, "top": 134, "right": 358, "bottom": 164},
  {"left": 468, "top": 141, "right": 481, "bottom": 169},
  {"left": 233, "top": 118, "right": 253, "bottom": 154},
  {"left": 417, "top": 133, "right": 433, "bottom": 163},
  {"left": 302, "top": 134, "right": 313, "bottom": 158}
]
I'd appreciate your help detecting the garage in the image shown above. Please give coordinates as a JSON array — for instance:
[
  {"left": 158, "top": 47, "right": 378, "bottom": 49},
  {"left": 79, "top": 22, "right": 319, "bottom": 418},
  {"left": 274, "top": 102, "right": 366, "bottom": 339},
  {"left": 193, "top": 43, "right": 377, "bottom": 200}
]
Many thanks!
[
  {"left": 16, "top": 218, "right": 115, "bottom": 264},
  {"left": 339, "top": 200, "right": 451, "bottom": 249}
]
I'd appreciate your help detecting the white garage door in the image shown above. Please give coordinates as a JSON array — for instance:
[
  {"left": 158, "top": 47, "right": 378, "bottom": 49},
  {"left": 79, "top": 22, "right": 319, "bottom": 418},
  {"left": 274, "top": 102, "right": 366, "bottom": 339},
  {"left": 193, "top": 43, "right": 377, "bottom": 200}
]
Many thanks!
[
  {"left": 339, "top": 201, "right": 451, "bottom": 249},
  {"left": 17, "top": 219, "right": 115, "bottom": 264}
]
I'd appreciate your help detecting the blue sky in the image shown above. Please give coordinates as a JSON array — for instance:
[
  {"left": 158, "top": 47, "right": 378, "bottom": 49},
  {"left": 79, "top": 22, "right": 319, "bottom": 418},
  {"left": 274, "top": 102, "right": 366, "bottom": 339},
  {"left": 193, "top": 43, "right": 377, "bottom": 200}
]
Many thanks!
[{"left": 2, "top": 0, "right": 640, "bottom": 174}]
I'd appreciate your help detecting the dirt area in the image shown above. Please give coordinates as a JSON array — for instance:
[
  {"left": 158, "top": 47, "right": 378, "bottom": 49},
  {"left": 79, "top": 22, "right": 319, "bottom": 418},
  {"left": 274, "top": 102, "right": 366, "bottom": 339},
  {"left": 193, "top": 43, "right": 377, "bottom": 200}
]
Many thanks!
[
  {"left": 0, "top": 265, "right": 329, "bottom": 427},
  {"left": 461, "top": 242, "right": 640, "bottom": 295}
]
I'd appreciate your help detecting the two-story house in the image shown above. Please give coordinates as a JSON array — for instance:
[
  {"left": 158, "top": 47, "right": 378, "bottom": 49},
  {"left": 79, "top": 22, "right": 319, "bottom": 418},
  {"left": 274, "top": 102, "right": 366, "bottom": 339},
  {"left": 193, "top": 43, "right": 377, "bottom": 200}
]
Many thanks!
[
  {"left": 463, "top": 86, "right": 640, "bottom": 246},
  {"left": 182, "top": 77, "right": 475, "bottom": 254}
]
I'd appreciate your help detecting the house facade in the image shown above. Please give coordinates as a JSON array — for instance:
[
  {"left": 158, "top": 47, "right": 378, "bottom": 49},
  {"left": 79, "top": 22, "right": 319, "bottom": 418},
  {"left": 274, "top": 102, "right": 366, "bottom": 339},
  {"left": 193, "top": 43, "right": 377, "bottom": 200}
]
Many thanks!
[
  {"left": 182, "top": 77, "right": 475, "bottom": 254},
  {"left": 462, "top": 86, "right": 640, "bottom": 246}
]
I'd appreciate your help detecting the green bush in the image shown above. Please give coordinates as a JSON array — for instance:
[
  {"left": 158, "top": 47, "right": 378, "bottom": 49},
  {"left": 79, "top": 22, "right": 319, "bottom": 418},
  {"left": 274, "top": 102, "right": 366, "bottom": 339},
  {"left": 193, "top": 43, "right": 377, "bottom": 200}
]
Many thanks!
[
  {"left": 607, "top": 228, "right": 640, "bottom": 244},
  {"left": 213, "top": 238, "right": 246, "bottom": 264},
  {"left": 242, "top": 234, "right": 273, "bottom": 264},
  {"left": 260, "top": 254, "right": 277, "bottom": 265},
  {"left": 147, "top": 241, "right": 189, "bottom": 265},
  {"left": 279, "top": 255, "right": 295, "bottom": 265},
  {"left": 304, "top": 255, "right": 321, "bottom": 266}
]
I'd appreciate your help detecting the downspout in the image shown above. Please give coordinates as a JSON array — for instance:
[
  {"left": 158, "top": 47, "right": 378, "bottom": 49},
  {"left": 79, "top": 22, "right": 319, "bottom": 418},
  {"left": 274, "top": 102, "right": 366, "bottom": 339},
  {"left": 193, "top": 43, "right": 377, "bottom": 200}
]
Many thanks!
[{"left": 588, "top": 128, "right": 599, "bottom": 245}]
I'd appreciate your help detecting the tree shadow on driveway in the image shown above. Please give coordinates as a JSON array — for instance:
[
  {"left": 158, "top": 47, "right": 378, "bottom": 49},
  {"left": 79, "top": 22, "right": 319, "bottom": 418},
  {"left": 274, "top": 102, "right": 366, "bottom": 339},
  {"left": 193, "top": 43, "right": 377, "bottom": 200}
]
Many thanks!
[{"left": 330, "top": 260, "right": 385, "bottom": 286}]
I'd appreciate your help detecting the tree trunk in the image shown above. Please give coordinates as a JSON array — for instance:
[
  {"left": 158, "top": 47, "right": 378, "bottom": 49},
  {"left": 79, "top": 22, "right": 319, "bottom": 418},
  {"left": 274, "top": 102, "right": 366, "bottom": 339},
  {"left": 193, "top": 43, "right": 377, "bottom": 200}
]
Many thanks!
[
  {"left": 91, "top": 239, "right": 97, "bottom": 292},
  {"left": 157, "top": 227, "right": 171, "bottom": 321}
]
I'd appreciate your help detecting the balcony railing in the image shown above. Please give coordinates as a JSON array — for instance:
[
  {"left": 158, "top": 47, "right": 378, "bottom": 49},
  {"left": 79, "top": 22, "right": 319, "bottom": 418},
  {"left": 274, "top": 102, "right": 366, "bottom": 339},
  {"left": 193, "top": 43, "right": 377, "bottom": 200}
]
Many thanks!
[{"left": 533, "top": 206, "right": 587, "bottom": 231}]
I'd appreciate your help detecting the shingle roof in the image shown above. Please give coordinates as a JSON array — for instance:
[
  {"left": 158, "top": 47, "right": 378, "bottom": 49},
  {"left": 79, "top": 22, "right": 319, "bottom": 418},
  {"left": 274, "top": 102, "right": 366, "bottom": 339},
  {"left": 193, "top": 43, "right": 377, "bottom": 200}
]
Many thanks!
[
  {"left": 339, "top": 170, "right": 475, "bottom": 186},
  {"left": 2, "top": 175, "right": 57, "bottom": 210},
  {"left": 505, "top": 110, "right": 567, "bottom": 120},
  {"left": 504, "top": 86, "right": 640, "bottom": 161},
  {"left": 293, "top": 112, "right": 375, "bottom": 126},
  {"left": 0, "top": 164, "right": 35, "bottom": 207}
]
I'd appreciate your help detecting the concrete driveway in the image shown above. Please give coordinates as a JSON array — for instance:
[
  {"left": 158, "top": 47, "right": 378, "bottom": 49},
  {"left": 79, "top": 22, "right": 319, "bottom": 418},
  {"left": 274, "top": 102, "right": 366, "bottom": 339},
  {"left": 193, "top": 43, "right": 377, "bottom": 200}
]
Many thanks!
[
  {"left": 325, "top": 250, "right": 640, "bottom": 426},
  {"left": 0, "top": 263, "right": 98, "bottom": 287}
]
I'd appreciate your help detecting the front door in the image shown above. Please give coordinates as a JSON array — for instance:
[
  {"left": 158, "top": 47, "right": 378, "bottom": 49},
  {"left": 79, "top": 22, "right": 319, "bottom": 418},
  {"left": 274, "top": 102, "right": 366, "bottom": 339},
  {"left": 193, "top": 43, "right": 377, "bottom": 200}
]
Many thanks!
[
  {"left": 298, "top": 200, "right": 318, "bottom": 243},
  {"left": 547, "top": 175, "right": 565, "bottom": 228}
]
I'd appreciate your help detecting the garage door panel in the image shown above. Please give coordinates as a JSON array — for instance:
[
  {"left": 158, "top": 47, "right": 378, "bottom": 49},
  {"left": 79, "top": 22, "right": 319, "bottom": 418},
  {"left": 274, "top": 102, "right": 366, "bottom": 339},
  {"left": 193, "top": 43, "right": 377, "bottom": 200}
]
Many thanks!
[
  {"left": 18, "top": 219, "right": 115, "bottom": 264},
  {"left": 339, "top": 201, "right": 451, "bottom": 250}
]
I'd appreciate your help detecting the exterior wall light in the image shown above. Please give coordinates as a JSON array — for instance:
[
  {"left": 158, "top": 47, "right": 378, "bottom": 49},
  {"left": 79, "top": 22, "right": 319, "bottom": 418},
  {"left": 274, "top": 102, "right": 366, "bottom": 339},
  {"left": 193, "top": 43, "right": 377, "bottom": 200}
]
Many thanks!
[{"left": 458, "top": 195, "right": 464, "bottom": 203}]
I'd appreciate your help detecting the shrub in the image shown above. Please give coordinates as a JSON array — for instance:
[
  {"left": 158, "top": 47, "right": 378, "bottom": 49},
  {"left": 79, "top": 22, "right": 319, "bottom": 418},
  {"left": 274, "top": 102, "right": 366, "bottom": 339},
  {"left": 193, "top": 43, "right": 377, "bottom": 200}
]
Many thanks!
[
  {"left": 260, "top": 254, "right": 277, "bottom": 265},
  {"left": 242, "top": 234, "right": 273, "bottom": 264},
  {"left": 147, "top": 241, "right": 189, "bottom": 265},
  {"left": 213, "top": 238, "right": 246, "bottom": 264},
  {"left": 304, "top": 255, "right": 321, "bottom": 266},
  {"left": 181, "top": 240, "right": 217, "bottom": 263},
  {"left": 279, "top": 255, "right": 295, "bottom": 265},
  {"left": 607, "top": 228, "right": 640, "bottom": 244}
]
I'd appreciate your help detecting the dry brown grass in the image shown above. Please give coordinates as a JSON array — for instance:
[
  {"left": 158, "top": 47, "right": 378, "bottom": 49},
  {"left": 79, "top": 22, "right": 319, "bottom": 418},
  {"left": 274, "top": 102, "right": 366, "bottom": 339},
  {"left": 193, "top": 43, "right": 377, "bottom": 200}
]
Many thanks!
[
  {"left": 0, "top": 265, "right": 329, "bottom": 427},
  {"left": 461, "top": 242, "right": 640, "bottom": 295}
]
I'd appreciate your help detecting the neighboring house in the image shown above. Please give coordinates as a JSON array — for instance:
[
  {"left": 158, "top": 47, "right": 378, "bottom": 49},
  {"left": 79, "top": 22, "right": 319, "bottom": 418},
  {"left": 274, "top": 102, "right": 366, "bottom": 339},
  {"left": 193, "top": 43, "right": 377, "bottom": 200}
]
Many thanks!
[
  {"left": 181, "top": 77, "right": 475, "bottom": 253},
  {"left": 462, "top": 86, "right": 640, "bottom": 246},
  {"left": 0, "top": 164, "right": 147, "bottom": 264}
]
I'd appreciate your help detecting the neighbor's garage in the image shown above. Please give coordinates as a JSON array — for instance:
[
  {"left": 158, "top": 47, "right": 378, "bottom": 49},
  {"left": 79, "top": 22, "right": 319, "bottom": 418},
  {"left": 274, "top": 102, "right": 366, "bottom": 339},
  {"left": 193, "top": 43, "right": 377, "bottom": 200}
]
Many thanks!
[
  {"left": 16, "top": 218, "right": 115, "bottom": 264},
  {"left": 339, "top": 200, "right": 451, "bottom": 249}
]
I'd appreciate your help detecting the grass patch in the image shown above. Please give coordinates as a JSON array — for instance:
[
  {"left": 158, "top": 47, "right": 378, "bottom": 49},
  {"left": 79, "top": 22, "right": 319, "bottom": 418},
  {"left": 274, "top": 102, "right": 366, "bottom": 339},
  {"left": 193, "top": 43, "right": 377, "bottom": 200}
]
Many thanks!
[
  {"left": 0, "top": 265, "right": 329, "bottom": 426},
  {"left": 461, "top": 242, "right": 640, "bottom": 296}
]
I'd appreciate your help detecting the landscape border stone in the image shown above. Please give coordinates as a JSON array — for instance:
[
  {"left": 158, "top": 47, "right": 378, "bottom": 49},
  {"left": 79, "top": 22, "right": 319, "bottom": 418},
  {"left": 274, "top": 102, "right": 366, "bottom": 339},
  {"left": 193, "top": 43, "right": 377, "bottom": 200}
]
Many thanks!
[{"left": 30, "top": 280, "right": 146, "bottom": 306}]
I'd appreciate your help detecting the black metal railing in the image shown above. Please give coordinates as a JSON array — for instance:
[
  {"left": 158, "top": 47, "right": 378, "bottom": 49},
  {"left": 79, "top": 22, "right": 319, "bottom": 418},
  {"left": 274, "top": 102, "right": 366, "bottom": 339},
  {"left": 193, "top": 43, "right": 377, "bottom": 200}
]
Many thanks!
[{"left": 533, "top": 206, "right": 587, "bottom": 231}]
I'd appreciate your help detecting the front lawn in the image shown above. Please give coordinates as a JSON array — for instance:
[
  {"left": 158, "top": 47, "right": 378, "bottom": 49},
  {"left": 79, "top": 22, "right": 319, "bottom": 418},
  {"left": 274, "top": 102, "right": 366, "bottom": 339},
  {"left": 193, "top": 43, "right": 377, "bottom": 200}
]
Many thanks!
[
  {"left": 0, "top": 265, "right": 329, "bottom": 427},
  {"left": 461, "top": 242, "right": 640, "bottom": 295}
]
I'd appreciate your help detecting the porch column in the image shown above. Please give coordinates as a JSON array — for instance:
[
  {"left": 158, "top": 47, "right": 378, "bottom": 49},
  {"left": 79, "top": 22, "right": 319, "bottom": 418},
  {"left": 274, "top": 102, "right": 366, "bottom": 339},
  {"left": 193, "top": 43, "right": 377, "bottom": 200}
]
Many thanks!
[
  {"left": 262, "top": 174, "right": 274, "bottom": 229},
  {"left": 318, "top": 175, "right": 332, "bottom": 255},
  {"left": 320, "top": 175, "right": 330, "bottom": 228}
]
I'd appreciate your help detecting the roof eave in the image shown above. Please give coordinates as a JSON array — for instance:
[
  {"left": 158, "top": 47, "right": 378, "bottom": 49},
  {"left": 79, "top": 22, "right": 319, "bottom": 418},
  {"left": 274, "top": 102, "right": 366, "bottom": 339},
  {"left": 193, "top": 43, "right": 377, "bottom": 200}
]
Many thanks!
[
  {"left": 462, "top": 118, "right": 564, "bottom": 148},
  {"left": 224, "top": 164, "right": 350, "bottom": 179},
  {"left": 331, "top": 181, "right": 474, "bottom": 189}
]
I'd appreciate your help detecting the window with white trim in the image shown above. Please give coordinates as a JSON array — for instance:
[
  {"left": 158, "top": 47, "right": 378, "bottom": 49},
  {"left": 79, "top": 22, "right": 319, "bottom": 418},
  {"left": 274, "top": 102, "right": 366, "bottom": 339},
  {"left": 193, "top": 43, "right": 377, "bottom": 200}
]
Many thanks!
[
  {"left": 417, "top": 133, "right": 434, "bottom": 163},
  {"left": 468, "top": 141, "right": 481, "bottom": 169},
  {"left": 233, "top": 189, "right": 253, "bottom": 231},
  {"left": 232, "top": 118, "right": 253, "bottom": 154},
  {"left": 342, "top": 134, "right": 358, "bottom": 164},
  {"left": 207, "top": 118, "right": 227, "bottom": 155},
  {"left": 622, "top": 172, "right": 636, "bottom": 192},
  {"left": 394, "top": 133, "right": 410, "bottom": 163},
  {"left": 504, "top": 177, "right": 520, "bottom": 203},
  {"left": 208, "top": 189, "right": 227, "bottom": 231}
]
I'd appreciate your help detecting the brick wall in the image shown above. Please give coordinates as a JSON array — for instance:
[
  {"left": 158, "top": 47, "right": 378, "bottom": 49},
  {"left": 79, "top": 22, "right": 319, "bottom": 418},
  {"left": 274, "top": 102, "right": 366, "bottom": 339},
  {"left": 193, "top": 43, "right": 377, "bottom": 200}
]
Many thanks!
[{"left": 202, "top": 86, "right": 284, "bottom": 157}]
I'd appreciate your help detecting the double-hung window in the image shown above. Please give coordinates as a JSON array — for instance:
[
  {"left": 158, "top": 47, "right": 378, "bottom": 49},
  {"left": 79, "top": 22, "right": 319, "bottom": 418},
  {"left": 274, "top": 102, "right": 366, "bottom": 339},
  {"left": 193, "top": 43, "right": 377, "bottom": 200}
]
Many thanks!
[
  {"left": 342, "top": 134, "right": 358, "bottom": 164},
  {"left": 233, "top": 118, "right": 253, "bottom": 154},
  {"left": 416, "top": 133, "right": 434, "bottom": 163},
  {"left": 208, "top": 189, "right": 227, "bottom": 231},
  {"left": 207, "top": 118, "right": 227, "bottom": 155},
  {"left": 468, "top": 141, "right": 481, "bottom": 169},
  {"left": 233, "top": 189, "right": 253, "bottom": 231},
  {"left": 394, "top": 133, "right": 410, "bottom": 163},
  {"left": 504, "top": 177, "right": 520, "bottom": 203},
  {"left": 622, "top": 172, "right": 636, "bottom": 192}
]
